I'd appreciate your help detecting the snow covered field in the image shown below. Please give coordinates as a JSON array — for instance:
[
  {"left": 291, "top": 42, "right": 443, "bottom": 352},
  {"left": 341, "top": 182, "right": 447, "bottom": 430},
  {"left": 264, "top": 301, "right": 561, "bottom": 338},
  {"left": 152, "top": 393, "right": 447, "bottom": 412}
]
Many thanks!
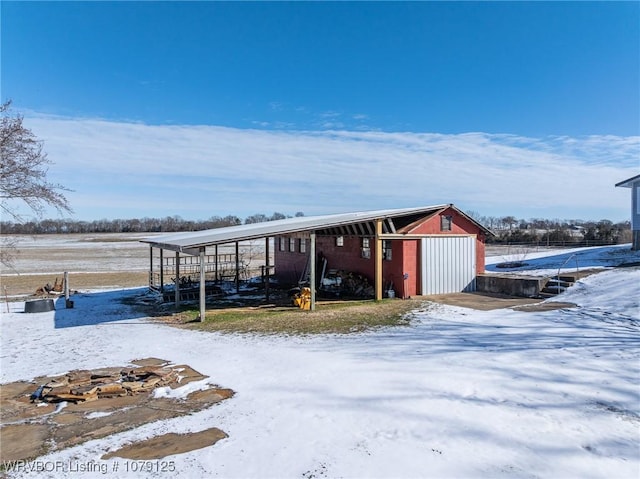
[
  {"left": 0, "top": 234, "right": 264, "bottom": 275},
  {"left": 1, "top": 246, "right": 639, "bottom": 478},
  {"left": 0, "top": 234, "right": 152, "bottom": 275}
]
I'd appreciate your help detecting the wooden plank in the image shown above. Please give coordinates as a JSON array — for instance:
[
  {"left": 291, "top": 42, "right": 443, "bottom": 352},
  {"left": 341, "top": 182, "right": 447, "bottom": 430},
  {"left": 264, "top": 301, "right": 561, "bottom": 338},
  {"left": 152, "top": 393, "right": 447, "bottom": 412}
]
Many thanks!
[
  {"left": 96, "top": 383, "right": 127, "bottom": 396},
  {"left": 67, "top": 370, "right": 92, "bottom": 386},
  {"left": 70, "top": 385, "right": 100, "bottom": 396}
]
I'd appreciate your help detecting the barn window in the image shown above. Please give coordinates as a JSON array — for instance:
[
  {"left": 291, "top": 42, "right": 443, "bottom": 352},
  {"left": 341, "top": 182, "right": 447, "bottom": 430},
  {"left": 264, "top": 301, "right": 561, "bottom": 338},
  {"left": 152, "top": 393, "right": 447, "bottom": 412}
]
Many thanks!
[
  {"left": 383, "top": 240, "right": 392, "bottom": 260},
  {"left": 279, "top": 237, "right": 286, "bottom": 251},
  {"left": 289, "top": 237, "right": 296, "bottom": 252},
  {"left": 336, "top": 236, "right": 344, "bottom": 247},
  {"left": 361, "top": 237, "right": 371, "bottom": 258},
  {"left": 441, "top": 215, "right": 453, "bottom": 231},
  {"left": 299, "top": 238, "right": 306, "bottom": 253}
]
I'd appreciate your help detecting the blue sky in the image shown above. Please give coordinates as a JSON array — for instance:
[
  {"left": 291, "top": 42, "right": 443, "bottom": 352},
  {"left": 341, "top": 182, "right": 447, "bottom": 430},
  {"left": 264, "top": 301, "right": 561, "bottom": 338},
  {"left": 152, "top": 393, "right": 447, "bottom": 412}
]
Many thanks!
[{"left": 2, "top": 1, "right": 639, "bottom": 222}]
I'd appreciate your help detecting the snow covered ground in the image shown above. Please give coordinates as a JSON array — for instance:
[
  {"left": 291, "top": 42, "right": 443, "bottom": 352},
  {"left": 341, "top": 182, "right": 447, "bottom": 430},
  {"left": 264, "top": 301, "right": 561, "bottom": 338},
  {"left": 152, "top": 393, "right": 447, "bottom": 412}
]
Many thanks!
[
  {"left": 1, "top": 246, "right": 639, "bottom": 478},
  {"left": 486, "top": 243, "right": 640, "bottom": 277}
]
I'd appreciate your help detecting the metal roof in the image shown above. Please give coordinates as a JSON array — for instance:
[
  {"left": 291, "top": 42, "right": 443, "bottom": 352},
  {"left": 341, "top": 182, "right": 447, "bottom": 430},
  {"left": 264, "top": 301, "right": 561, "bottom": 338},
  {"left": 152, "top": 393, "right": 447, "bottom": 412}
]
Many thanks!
[
  {"left": 615, "top": 174, "right": 640, "bottom": 188},
  {"left": 141, "top": 204, "right": 490, "bottom": 254}
]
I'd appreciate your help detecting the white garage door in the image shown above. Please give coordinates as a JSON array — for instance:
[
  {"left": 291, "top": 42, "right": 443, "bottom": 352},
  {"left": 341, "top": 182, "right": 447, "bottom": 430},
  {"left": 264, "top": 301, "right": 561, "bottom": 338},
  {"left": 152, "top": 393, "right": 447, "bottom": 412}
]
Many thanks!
[{"left": 420, "top": 236, "right": 476, "bottom": 295}]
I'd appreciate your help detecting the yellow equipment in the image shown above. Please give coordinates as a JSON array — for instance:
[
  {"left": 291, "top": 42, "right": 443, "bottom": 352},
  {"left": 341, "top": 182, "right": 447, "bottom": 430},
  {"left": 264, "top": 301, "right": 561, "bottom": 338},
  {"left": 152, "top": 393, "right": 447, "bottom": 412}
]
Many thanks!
[{"left": 292, "top": 287, "right": 312, "bottom": 310}]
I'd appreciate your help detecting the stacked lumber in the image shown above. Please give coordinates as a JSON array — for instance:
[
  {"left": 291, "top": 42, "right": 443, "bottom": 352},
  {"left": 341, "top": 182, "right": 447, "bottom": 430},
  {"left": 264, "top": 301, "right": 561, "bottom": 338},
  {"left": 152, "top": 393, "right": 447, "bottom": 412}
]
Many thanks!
[{"left": 30, "top": 366, "right": 177, "bottom": 403}]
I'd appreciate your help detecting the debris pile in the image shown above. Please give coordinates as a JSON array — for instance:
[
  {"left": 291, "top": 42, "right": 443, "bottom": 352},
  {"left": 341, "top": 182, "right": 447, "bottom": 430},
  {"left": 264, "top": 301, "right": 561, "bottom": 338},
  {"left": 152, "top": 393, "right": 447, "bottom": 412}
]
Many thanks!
[
  {"left": 2, "top": 359, "right": 234, "bottom": 464},
  {"left": 35, "top": 277, "right": 64, "bottom": 296},
  {"left": 29, "top": 366, "right": 177, "bottom": 403},
  {"left": 320, "top": 270, "right": 375, "bottom": 298}
]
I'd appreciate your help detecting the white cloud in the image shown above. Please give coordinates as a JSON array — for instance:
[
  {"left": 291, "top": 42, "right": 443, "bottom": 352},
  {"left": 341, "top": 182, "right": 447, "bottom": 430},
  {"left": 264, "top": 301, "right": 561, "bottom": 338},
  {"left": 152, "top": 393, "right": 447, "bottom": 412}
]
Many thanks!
[
  {"left": 319, "top": 110, "right": 342, "bottom": 118},
  {"left": 22, "top": 114, "right": 639, "bottom": 222}
]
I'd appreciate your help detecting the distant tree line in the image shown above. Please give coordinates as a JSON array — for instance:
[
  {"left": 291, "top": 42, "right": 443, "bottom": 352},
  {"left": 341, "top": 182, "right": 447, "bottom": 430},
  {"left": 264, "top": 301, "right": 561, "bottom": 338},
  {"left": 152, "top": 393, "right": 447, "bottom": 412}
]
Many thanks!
[
  {"left": 466, "top": 212, "right": 632, "bottom": 246},
  {"left": 0, "top": 211, "right": 631, "bottom": 247},
  {"left": 0, "top": 211, "right": 305, "bottom": 235}
]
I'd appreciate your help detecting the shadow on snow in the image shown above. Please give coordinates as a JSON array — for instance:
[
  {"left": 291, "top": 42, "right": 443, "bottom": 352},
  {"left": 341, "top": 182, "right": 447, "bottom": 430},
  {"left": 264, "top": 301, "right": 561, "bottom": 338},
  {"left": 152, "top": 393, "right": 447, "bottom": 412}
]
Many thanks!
[{"left": 53, "top": 287, "right": 151, "bottom": 329}]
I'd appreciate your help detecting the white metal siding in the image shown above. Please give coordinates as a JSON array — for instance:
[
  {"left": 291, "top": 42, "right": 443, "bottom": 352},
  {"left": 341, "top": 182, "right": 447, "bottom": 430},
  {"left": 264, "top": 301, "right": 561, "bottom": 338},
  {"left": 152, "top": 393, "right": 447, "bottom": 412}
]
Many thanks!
[{"left": 420, "top": 236, "right": 476, "bottom": 295}]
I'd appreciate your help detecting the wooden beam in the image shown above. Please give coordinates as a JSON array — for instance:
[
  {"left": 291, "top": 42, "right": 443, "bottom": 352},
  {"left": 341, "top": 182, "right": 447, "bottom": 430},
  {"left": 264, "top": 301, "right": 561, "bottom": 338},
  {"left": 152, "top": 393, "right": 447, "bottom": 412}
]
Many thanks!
[
  {"left": 381, "top": 233, "right": 474, "bottom": 240},
  {"left": 375, "top": 219, "right": 383, "bottom": 301},
  {"left": 309, "top": 232, "right": 316, "bottom": 311},
  {"left": 199, "top": 247, "right": 206, "bottom": 322}
]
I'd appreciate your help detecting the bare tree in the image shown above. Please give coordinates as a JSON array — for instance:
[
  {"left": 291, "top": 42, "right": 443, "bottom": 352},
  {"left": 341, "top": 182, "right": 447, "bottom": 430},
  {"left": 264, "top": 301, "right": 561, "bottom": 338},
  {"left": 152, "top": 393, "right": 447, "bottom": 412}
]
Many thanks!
[
  {"left": 1, "top": 101, "right": 72, "bottom": 220},
  {"left": 1, "top": 100, "right": 72, "bottom": 266},
  {"left": 501, "top": 216, "right": 518, "bottom": 231}
]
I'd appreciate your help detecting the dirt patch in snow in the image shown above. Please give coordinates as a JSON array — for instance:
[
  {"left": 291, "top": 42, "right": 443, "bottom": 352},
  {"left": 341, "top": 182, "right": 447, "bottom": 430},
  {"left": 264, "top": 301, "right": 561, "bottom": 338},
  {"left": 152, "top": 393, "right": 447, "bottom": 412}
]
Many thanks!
[
  {"left": 102, "top": 428, "right": 228, "bottom": 460},
  {"left": 0, "top": 358, "right": 233, "bottom": 463},
  {"left": 510, "top": 301, "right": 578, "bottom": 312},
  {"left": 423, "top": 292, "right": 576, "bottom": 311}
]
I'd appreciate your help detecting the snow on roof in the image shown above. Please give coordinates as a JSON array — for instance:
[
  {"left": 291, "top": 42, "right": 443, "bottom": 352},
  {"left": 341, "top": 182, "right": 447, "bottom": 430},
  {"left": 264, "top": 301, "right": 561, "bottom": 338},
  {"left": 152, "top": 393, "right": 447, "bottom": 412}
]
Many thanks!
[{"left": 141, "top": 204, "right": 464, "bottom": 252}]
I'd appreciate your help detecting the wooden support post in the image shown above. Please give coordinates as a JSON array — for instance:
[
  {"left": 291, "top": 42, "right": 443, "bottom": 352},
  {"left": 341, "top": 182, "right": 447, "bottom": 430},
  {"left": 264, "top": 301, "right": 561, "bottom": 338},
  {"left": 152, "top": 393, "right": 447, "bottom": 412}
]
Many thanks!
[
  {"left": 375, "top": 219, "right": 383, "bottom": 301},
  {"left": 199, "top": 247, "right": 206, "bottom": 322},
  {"left": 175, "top": 251, "right": 180, "bottom": 309},
  {"left": 265, "top": 237, "right": 270, "bottom": 302},
  {"left": 309, "top": 232, "right": 316, "bottom": 311},
  {"left": 235, "top": 242, "right": 240, "bottom": 294}
]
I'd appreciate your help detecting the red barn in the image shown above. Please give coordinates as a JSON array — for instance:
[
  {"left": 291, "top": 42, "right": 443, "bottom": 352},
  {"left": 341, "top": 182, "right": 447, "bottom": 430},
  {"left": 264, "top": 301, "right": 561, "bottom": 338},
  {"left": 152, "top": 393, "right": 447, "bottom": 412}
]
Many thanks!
[{"left": 274, "top": 204, "right": 491, "bottom": 298}]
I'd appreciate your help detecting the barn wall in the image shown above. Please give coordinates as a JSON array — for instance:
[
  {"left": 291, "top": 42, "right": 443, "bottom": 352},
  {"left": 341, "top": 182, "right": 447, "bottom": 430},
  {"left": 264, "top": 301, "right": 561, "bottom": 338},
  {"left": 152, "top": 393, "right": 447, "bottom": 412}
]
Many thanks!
[
  {"left": 377, "top": 240, "right": 406, "bottom": 298},
  {"left": 273, "top": 236, "right": 309, "bottom": 285},
  {"left": 368, "top": 239, "right": 421, "bottom": 299},
  {"left": 275, "top": 235, "right": 400, "bottom": 290},
  {"left": 274, "top": 235, "right": 377, "bottom": 287},
  {"left": 315, "top": 236, "right": 375, "bottom": 279}
]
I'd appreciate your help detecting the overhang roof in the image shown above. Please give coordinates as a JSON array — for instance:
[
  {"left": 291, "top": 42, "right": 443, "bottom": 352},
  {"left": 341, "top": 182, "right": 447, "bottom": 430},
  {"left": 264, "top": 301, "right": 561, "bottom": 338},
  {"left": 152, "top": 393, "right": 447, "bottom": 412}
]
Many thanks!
[
  {"left": 141, "top": 204, "right": 492, "bottom": 254},
  {"left": 615, "top": 174, "right": 640, "bottom": 188}
]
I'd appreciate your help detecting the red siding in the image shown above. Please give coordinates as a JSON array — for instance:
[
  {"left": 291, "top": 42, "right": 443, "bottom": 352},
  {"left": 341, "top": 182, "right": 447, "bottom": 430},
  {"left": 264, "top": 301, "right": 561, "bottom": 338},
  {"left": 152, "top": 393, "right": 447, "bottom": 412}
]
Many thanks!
[{"left": 273, "top": 238, "right": 309, "bottom": 285}]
